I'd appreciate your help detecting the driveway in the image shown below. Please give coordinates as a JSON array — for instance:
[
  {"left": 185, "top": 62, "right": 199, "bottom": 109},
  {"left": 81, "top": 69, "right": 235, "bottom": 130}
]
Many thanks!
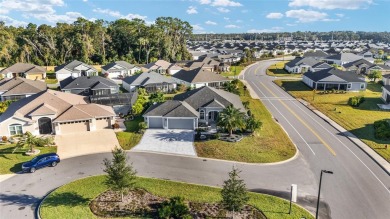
[
  {"left": 55, "top": 129, "right": 119, "bottom": 159},
  {"left": 132, "top": 129, "right": 197, "bottom": 156}
]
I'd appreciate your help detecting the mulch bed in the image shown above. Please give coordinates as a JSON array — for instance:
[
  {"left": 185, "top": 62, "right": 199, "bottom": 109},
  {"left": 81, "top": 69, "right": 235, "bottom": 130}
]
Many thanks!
[{"left": 90, "top": 189, "right": 266, "bottom": 219}]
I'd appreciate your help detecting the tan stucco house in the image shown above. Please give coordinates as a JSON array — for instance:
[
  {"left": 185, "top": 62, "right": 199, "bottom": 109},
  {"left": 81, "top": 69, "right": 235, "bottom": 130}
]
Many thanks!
[{"left": 0, "top": 63, "right": 46, "bottom": 80}]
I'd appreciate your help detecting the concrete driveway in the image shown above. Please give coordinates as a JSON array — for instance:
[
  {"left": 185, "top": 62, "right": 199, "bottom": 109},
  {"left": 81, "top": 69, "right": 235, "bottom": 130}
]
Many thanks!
[
  {"left": 132, "top": 129, "right": 197, "bottom": 156},
  {"left": 55, "top": 129, "right": 119, "bottom": 159}
]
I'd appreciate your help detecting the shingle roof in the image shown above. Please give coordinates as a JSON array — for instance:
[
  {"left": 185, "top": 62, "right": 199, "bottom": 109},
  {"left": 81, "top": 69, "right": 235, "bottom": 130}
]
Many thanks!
[
  {"left": 285, "top": 57, "right": 321, "bottom": 68},
  {"left": 343, "top": 59, "right": 374, "bottom": 69},
  {"left": 173, "top": 68, "right": 230, "bottom": 83},
  {"left": 60, "top": 76, "right": 118, "bottom": 90},
  {"left": 55, "top": 60, "right": 97, "bottom": 72},
  {"left": 122, "top": 72, "right": 175, "bottom": 86},
  {"left": 303, "top": 68, "right": 365, "bottom": 83},
  {"left": 0, "top": 77, "right": 46, "bottom": 95},
  {"left": 143, "top": 100, "right": 198, "bottom": 117},
  {"left": 28, "top": 103, "right": 57, "bottom": 116},
  {"left": 383, "top": 85, "right": 390, "bottom": 92},
  {"left": 101, "top": 61, "right": 136, "bottom": 71},
  {"left": 303, "top": 50, "right": 328, "bottom": 58},
  {"left": 325, "top": 53, "right": 362, "bottom": 63},
  {"left": 0, "top": 63, "right": 46, "bottom": 74},
  {"left": 54, "top": 104, "right": 115, "bottom": 122}
]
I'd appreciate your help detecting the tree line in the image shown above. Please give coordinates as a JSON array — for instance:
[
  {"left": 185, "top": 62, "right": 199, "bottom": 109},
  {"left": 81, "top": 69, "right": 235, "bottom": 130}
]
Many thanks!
[{"left": 0, "top": 17, "right": 193, "bottom": 67}]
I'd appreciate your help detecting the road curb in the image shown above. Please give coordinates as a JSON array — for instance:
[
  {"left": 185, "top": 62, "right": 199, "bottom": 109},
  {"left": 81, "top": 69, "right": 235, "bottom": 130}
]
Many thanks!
[{"left": 35, "top": 187, "right": 57, "bottom": 219}]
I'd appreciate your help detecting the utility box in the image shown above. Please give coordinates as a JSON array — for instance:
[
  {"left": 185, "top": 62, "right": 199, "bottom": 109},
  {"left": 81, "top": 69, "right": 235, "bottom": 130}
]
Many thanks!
[{"left": 291, "top": 184, "right": 298, "bottom": 203}]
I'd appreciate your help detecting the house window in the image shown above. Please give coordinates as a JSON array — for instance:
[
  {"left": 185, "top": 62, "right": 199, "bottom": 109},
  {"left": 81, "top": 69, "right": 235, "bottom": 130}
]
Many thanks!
[
  {"left": 360, "top": 83, "right": 365, "bottom": 89},
  {"left": 9, "top": 124, "right": 23, "bottom": 135},
  {"left": 200, "top": 110, "right": 205, "bottom": 120},
  {"left": 347, "top": 84, "right": 352, "bottom": 89}
]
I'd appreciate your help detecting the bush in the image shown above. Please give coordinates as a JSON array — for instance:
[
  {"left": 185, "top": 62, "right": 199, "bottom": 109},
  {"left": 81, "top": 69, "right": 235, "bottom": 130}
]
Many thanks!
[
  {"left": 348, "top": 96, "right": 365, "bottom": 107},
  {"left": 373, "top": 120, "right": 390, "bottom": 140},
  {"left": 158, "top": 196, "right": 190, "bottom": 219},
  {"left": 1, "top": 136, "right": 7, "bottom": 142}
]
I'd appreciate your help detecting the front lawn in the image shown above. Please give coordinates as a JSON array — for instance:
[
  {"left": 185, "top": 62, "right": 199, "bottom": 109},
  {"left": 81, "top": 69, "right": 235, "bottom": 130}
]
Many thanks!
[
  {"left": 40, "top": 175, "right": 313, "bottom": 219},
  {"left": 0, "top": 144, "right": 57, "bottom": 174},
  {"left": 194, "top": 82, "right": 296, "bottom": 163},
  {"left": 116, "top": 116, "right": 143, "bottom": 150},
  {"left": 45, "top": 79, "right": 58, "bottom": 84},
  {"left": 275, "top": 80, "right": 390, "bottom": 162},
  {"left": 221, "top": 65, "right": 244, "bottom": 77},
  {"left": 266, "top": 61, "right": 302, "bottom": 78}
]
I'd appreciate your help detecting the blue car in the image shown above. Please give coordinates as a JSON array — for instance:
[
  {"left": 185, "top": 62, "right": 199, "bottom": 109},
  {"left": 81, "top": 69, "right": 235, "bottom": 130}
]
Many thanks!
[{"left": 22, "top": 153, "right": 60, "bottom": 173}]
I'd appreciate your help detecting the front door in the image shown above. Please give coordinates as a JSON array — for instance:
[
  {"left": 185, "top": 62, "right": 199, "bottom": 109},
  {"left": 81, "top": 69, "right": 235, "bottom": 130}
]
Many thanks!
[
  {"left": 38, "top": 117, "right": 53, "bottom": 135},
  {"left": 208, "top": 111, "right": 219, "bottom": 122}
]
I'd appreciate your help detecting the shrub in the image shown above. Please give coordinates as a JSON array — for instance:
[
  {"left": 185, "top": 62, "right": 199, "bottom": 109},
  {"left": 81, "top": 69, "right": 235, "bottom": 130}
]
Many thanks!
[
  {"left": 348, "top": 96, "right": 365, "bottom": 107},
  {"left": 158, "top": 196, "right": 190, "bottom": 219},
  {"left": 373, "top": 120, "right": 390, "bottom": 140},
  {"left": 1, "top": 136, "right": 7, "bottom": 142}
]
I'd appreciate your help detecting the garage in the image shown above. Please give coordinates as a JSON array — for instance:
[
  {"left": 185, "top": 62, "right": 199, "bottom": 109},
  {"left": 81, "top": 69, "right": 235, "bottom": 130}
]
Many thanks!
[
  {"left": 59, "top": 120, "right": 89, "bottom": 134},
  {"left": 96, "top": 117, "right": 111, "bottom": 129},
  {"left": 168, "top": 118, "right": 194, "bottom": 130},
  {"left": 148, "top": 117, "right": 163, "bottom": 128}
]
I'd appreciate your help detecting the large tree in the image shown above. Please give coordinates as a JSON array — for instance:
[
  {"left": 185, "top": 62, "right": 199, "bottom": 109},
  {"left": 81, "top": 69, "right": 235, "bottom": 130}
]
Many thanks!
[{"left": 217, "top": 105, "right": 245, "bottom": 136}]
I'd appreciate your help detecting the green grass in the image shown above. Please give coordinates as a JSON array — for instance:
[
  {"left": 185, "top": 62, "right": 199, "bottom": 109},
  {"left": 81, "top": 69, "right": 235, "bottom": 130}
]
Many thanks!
[
  {"left": 194, "top": 82, "right": 296, "bottom": 163},
  {"left": 45, "top": 78, "right": 58, "bottom": 84},
  {"left": 116, "top": 116, "right": 144, "bottom": 150},
  {"left": 266, "top": 61, "right": 302, "bottom": 78},
  {"left": 275, "top": 80, "right": 390, "bottom": 162},
  {"left": 40, "top": 175, "right": 313, "bottom": 219},
  {"left": 221, "top": 65, "right": 244, "bottom": 77},
  {"left": 0, "top": 144, "right": 57, "bottom": 174}
]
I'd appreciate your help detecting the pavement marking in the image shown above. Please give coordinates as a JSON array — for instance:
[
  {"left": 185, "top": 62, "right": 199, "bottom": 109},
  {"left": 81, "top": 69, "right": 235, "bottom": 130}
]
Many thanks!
[
  {"left": 250, "top": 81, "right": 316, "bottom": 155},
  {"left": 259, "top": 82, "right": 337, "bottom": 156}
]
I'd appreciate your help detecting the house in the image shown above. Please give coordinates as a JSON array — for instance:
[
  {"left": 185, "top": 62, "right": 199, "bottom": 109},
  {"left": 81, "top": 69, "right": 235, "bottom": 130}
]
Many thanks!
[
  {"left": 303, "top": 50, "right": 329, "bottom": 60},
  {"left": 55, "top": 60, "right": 98, "bottom": 81},
  {"left": 101, "top": 61, "right": 141, "bottom": 79},
  {"left": 143, "top": 86, "right": 245, "bottom": 130},
  {"left": 323, "top": 53, "right": 364, "bottom": 65},
  {"left": 381, "top": 74, "right": 390, "bottom": 104},
  {"left": 60, "top": 76, "right": 119, "bottom": 96},
  {"left": 284, "top": 57, "right": 332, "bottom": 73},
  {"left": 0, "top": 77, "right": 47, "bottom": 101},
  {"left": 173, "top": 67, "right": 230, "bottom": 89},
  {"left": 302, "top": 68, "right": 367, "bottom": 91},
  {"left": 142, "top": 60, "right": 182, "bottom": 75},
  {"left": 0, "top": 90, "right": 115, "bottom": 137},
  {"left": 0, "top": 63, "right": 46, "bottom": 80},
  {"left": 343, "top": 59, "right": 390, "bottom": 75},
  {"left": 122, "top": 72, "right": 176, "bottom": 93}
]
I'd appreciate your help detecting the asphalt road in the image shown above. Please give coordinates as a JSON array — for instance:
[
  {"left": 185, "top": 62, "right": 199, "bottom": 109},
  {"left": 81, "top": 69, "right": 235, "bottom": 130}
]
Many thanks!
[{"left": 1, "top": 59, "right": 389, "bottom": 219}]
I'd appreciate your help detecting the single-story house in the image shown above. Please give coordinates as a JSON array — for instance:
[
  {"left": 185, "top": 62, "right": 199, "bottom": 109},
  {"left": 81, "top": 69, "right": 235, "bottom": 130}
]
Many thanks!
[
  {"left": 343, "top": 59, "right": 390, "bottom": 75},
  {"left": 0, "top": 63, "right": 46, "bottom": 80},
  {"left": 173, "top": 67, "right": 230, "bottom": 89},
  {"left": 284, "top": 57, "right": 332, "bottom": 73},
  {"left": 302, "top": 68, "right": 367, "bottom": 92},
  {"left": 303, "top": 50, "right": 329, "bottom": 60},
  {"left": 323, "top": 53, "right": 365, "bottom": 65},
  {"left": 0, "top": 90, "right": 115, "bottom": 137},
  {"left": 143, "top": 86, "right": 245, "bottom": 130},
  {"left": 187, "top": 57, "right": 221, "bottom": 72},
  {"left": 101, "top": 61, "right": 141, "bottom": 79},
  {"left": 381, "top": 74, "right": 390, "bottom": 104},
  {"left": 0, "top": 77, "right": 47, "bottom": 101},
  {"left": 122, "top": 72, "right": 176, "bottom": 93},
  {"left": 142, "top": 60, "right": 182, "bottom": 75},
  {"left": 60, "top": 76, "right": 119, "bottom": 96},
  {"left": 55, "top": 60, "right": 98, "bottom": 81}
]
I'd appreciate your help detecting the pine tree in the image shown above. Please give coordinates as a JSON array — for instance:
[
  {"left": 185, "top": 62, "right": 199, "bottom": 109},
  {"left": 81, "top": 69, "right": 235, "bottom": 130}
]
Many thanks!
[
  {"left": 103, "top": 147, "right": 137, "bottom": 202},
  {"left": 221, "top": 166, "right": 249, "bottom": 217}
]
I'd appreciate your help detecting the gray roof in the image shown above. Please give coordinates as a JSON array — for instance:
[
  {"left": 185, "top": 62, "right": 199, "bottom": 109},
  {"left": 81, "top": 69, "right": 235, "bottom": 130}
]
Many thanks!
[
  {"left": 303, "top": 68, "right": 365, "bottom": 83},
  {"left": 101, "top": 61, "right": 137, "bottom": 71},
  {"left": 143, "top": 100, "right": 198, "bottom": 117},
  {"left": 122, "top": 72, "right": 175, "bottom": 86},
  {"left": 0, "top": 63, "right": 46, "bottom": 74},
  {"left": 303, "top": 50, "right": 328, "bottom": 58},
  {"left": 0, "top": 77, "right": 46, "bottom": 96},
  {"left": 343, "top": 59, "right": 374, "bottom": 69},
  {"left": 285, "top": 57, "right": 321, "bottom": 68},
  {"left": 325, "top": 53, "right": 362, "bottom": 63},
  {"left": 173, "top": 67, "right": 230, "bottom": 83},
  {"left": 55, "top": 60, "right": 97, "bottom": 72},
  {"left": 60, "top": 76, "right": 118, "bottom": 90},
  {"left": 383, "top": 85, "right": 390, "bottom": 92}
]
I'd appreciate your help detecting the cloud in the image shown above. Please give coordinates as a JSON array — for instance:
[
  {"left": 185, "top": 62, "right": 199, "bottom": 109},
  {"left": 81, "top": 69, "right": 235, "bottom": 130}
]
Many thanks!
[
  {"left": 217, "top": 7, "right": 230, "bottom": 13},
  {"left": 211, "top": 0, "right": 242, "bottom": 7},
  {"left": 82, "top": 0, "right": 88, "bottom": 2},
  {"left": 205, "top": 20, "right": 217, "bottom": 25},
  {"left": 266, "top": 12, "right": 284, "bottom": 19},
  {"left": 31, "top": 11, "right": 84, "bottom": 23},
  {"left": 199, "top": 0, "right": 211, "bottom": 4},
  {"left": 224, "top": 17, "right": 230, "bottom": 20},
  {"left": 247, "top": 27, "right": 283, "bottom": 33},
  {"left": 93, "top": 8, "right": 147, "bottom": 20},
  {"left": 336, "top": 13, "right": 344, "bottom": 17},
  {"left": 186, "top": 6, "right": 198, "bottom": 14},
  {"left": 0, "top": 15, "right": 27, "bottom": 26},
  {"left": 192, "top": 24, "right": 204, "bottom": 31},
  {"left": 236, "top": 19, "right": 243, "bottom": 23},
  {"left": 288, "top": 0, "right": 373, "bottom": 10},
  {"left": 285, "top": 9, "right": 330, "bottom": 22},
  {"left": 225, "top": 24, "right": 240, "bottom": 28}
]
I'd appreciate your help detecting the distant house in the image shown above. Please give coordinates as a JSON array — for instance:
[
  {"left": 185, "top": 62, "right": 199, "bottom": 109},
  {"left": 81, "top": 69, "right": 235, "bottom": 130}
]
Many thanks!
[
  {"left": 284, "top": 57, "right": 332, "bottom": 73},
  {"left": 101, "top": 61, "right": 141, "bottom": 79},
  {"left": 60, "top": 76, "right": 119, "bottom": 96},
  {"left": 0, "top": 77, "right": 47, "bottom": 101},
  {"left": 381, "top": 74, "right": 390, "bottom": 104},
  {"left": 0, "top": 63, "right": 46, "bottom": 80},
  {"left": 187, "top": 57, "right": 222, "bottom": 72},
  {"left": 343, "top": 59, "right": 390, "bottom": 75},
  {"left": 0, "top": 90, "right": 115, "bottom": 137},
  {"left": 142, "top": 60, "right": 182, "bottom": 75},
  {"left": 323, "top": 53, "right": 364, "bottom": 65},
  {"left": 55, "top": 60, "right": 98, "bottom": 81},
  {"left": 143, "top": 86, "right": 245, "bottom": 130},
  {"left": 302, "top": 68, "right": 367, "bottom": 92},
  {"left": 173, "top": 67, "right": 230, "bottom": 89},
  {"left": 303, "top": 50, "right": 329, "bottom": 60},
  {"left": 122, "top": 72, "right": 176, "bottom": 93}
]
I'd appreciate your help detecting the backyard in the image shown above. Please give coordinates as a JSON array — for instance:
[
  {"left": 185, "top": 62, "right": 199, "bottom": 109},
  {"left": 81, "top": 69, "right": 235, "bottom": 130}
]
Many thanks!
[
  {"left": 115, "top": 116, "right": 143, "bottom": 150},
  {"left": 221, "top": 65, "right": 244, "bottom": 77},
  {"left": 194, "top": 82, "right": 297, "bottom": 163},
  {"left": 266, "top": 61, "right": 302, "bottom": 78},
  {"left": 274, "top": 80, "right": 390, "bottom": 162}
]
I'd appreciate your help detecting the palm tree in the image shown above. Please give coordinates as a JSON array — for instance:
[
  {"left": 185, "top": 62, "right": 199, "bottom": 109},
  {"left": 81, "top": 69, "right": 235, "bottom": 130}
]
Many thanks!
[{"left": 217, "top": 106, "right": 245, "bottom": 136}]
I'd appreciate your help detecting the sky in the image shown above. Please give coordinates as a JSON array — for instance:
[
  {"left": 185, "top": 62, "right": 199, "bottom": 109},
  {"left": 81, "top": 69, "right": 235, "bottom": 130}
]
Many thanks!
[{"left": 0, "top": 0, "right": 389, "bottom": 33}]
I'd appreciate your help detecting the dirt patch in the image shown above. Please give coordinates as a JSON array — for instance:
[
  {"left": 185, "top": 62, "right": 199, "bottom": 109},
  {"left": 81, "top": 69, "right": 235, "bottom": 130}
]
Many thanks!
[{"left": 90, "top": 189, "right": 266, "bottom": 219}]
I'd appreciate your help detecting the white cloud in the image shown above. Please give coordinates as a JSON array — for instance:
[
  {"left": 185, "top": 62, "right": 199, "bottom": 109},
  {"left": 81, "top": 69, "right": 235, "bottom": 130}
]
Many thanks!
[
  {"left": 199, "top": 0, "right": 211, "bottom": 4},
  {"left": 223, "top": 17, "right": 230, "bottom": 20},
  {"left": 266, "top": 12, "right": 284, "bottom": 19},
  {"left": 212, "top": 0, "right": 242, "bottom": 7},
  {"left": 288, "top": 0, "right": 373, "bottom": 10},
  {"left": 336, "top": 13, "right": 344, "bottom": 17},
  {"left": 31, "top": 11, "right": 84, "bottom": 23},
  {"left": 192, "top": 24, "right": 204, "bottom": 31},
  {"left": 217, "top": 7, "right": 230, "bottom": 13},
  {"left": 247, "top": 27, "right": 283, "bottom": 33},
  {"left": 123, "top": 13, "right": 147, "bottom": 20},
  {"left": 225, "top": 24, "right": 240, "bottom": 28},
  {"left": 236, "top": 19, "right": 243, "bottom": 23},
  {"left": 93, "top": 8, "right": 147, "bottom": 20},
  {"left": 82, "top": 0, "right": 88, "bottom": 2},
  {"left": 186, "top": 6, "right": 198, "bottom": 14},
  {"left": 0, "top": 15, "right": 27, "bottom": 26},
  {"left": 285, "top": 9, "right": 329, "bottom": 22},
  {"left": 205, "top": 20, "right": 217, "bottom": 25}
]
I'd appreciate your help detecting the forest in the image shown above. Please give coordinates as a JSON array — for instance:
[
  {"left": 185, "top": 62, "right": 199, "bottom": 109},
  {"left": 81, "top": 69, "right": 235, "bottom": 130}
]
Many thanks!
[{"left": 0, "top": 17, "right": 193, "bottom": 67}]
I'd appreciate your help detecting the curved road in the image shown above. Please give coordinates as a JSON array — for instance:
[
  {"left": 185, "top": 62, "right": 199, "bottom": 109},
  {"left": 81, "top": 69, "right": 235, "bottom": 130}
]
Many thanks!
[{"left": 1, "top": 60, "right": 389, "bottom": 219}]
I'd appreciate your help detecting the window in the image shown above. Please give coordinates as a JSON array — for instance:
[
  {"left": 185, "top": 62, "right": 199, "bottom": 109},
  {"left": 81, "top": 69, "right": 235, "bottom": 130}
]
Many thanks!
[
  {"left": 360, "top": 83, "right": 365, "bottom": 89},
  {"left": 347, "top": 84, "right": 352, "bottom": 89},
  {"left": 200, "top": 110, "right": 205, "bottom": 120},
  {"left": 9, "top": 124, "right": 23, "bottom": 135}
]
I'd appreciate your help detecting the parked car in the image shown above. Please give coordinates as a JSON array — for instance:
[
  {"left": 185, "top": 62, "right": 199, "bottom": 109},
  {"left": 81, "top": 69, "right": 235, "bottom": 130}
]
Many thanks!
[{"left": 22, "top": 153, "right": 60, "bottom": 173}]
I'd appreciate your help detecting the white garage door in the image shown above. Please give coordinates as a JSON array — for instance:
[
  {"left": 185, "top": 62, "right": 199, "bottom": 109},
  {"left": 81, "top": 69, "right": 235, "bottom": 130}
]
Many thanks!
[
  {"left": 168, "top": 118, "right": 194, "bottom": 130},
  {"left": 148, "top": 117, "right": 163, "bottom": 128},
  {"left": 96, "top": 118, "right": 110, "bottom": 130},
  {"left": 56, "top": 73, "right": 72, "bottom": 81},
  {"left": 60, "top": 121, "right": 89, "bottom": 134}
]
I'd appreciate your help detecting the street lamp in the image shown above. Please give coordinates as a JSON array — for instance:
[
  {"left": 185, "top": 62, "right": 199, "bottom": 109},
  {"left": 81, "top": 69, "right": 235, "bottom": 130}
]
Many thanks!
[{"left": 316, "top": 170, "right": 333, "bottom": 219}]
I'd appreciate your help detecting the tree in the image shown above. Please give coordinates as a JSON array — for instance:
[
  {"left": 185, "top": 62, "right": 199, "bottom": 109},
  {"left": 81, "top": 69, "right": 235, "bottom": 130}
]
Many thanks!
[
  {"left": 367, "top": 70, "right": 382, "bottom": 82},
  {"left": 149, "top": 91, "right": 165, "bottom": 104},
  {"left": 158, "top": 196, "right": 190, "bottom": 219},
  {"left": 217, "top": 105, "right": 245, "bottom": 136},
  {"left": 224, "top": 82, "right": 239, "bottom": 95},
  {"left": 242, "top": 101, "right": 250, "bottom": 110},
  {"left": 12, "top": 132, "right": 54, "bottom": 154},
  {"left": 244, "top": 116, "right": 262, "bottom": 133},
  {"left": 221, "top": 166, "right": 249, "bottom": 216},
  {"left": 103, "top": 147, "right": 137, "bottom": 202}
]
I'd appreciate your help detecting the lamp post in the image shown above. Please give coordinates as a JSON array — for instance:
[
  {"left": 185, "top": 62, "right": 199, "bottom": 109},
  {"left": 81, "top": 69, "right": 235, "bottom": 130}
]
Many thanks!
[{"left": 316, "top": 170, "right": 333, "bottom": 219}]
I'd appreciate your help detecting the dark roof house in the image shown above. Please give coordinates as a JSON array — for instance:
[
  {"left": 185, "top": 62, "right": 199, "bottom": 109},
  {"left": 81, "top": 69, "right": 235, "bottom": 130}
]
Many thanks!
[{"left": 60, "top": 76, "right": 119, "bottom": 96}]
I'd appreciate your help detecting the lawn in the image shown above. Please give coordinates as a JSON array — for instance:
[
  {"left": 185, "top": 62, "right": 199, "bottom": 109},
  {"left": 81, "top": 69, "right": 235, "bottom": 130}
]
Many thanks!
[
  {"left": 116, "top": 116, "right": 143, "bottom": 150},
  {"left": 45, "top": 78, "right": 58, "bottom": 84},
  {"left": 40, "top": 175, "right": 313, "bottom": 219},
  {"left": 266, "top": 61, "right": 302, "bottom": 78},
  {"left": 0, "top": 144, "right": 57, "bottom": 174},
  {"left": 221, "top": 65, "right": 244, "bottom": 77},
  {"left": 274, "top": 80, "right": 390, "bottom": 162},
  {"left": 194, "top": 82, "right": 296, "bottom": 163}
]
